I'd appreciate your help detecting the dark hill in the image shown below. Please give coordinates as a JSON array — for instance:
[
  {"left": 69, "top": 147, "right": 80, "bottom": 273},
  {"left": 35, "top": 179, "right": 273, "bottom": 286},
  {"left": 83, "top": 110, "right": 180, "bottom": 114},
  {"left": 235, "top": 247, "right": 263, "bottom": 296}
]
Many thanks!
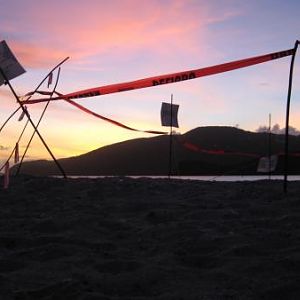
[{"left": 11, "top": 126, "right": 300, "bottom": 176}]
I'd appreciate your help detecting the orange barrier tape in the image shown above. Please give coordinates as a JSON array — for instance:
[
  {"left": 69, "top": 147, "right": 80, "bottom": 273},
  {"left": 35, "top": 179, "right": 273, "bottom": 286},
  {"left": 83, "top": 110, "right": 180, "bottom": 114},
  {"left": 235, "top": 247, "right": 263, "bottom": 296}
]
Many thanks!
[
  {"left": 182, "top": 141, "right": 260, "bottom": 157},
  {"left": 55, "top": 92, "right": 167, "bottom": 135},
  {"left": 24, "top": 48, "right": 294, "bottom": 104},
  {"left": 182, "top": 140, "right": 300, "bottom": 158}
]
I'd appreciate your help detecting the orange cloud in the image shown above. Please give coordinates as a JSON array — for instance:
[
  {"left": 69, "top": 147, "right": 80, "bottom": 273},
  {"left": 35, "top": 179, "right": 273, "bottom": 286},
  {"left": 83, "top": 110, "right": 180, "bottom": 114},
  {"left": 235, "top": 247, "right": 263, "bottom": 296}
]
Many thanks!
[
  {"left": 10, "top": 41, "right": 70, "bottom": 69},
  {"left": 3, "top": 1, "right": 242, "bottom": 70}
]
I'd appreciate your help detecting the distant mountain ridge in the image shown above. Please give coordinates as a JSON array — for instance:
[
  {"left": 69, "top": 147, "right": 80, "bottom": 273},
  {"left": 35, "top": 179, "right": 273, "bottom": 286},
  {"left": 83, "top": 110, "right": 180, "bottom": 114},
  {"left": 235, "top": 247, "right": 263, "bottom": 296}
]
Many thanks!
[{"left": 11, "top": 126, "right": 300, "bottom": 176}]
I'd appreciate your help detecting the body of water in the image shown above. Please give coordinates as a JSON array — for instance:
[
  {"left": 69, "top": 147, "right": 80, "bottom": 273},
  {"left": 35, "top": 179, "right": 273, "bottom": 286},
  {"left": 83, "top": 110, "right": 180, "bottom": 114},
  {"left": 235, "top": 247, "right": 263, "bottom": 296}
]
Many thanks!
[{"left": 52, "top": 175, "right": 300, "bottom": 181}]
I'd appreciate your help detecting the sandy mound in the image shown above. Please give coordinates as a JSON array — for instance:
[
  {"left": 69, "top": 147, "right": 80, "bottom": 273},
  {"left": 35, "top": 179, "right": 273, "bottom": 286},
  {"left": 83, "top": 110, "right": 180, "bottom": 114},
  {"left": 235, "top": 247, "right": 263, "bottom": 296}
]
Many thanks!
[{"left": 1, "top": 176, "right": 300, "bottom": 299}]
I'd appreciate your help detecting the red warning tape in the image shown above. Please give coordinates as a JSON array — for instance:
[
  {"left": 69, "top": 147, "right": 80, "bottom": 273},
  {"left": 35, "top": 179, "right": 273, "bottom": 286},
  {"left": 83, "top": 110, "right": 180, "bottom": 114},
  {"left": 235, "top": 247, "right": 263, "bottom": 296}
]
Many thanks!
[
  {"left": 182, "top": 141, "right": 260, "bottom": 157},
  {"left": 56, "top": 92, "right": 167, "bottom": 135},
  {"left": 23, "top": 48, "right": 294, "bottom": 104}
]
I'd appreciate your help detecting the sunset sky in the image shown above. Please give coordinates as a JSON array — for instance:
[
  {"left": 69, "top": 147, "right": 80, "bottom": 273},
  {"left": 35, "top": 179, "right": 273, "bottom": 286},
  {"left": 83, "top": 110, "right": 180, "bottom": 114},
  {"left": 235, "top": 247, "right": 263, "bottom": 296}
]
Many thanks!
[{"left": 0, "top": 0, "right": 300, "bottom": 166}]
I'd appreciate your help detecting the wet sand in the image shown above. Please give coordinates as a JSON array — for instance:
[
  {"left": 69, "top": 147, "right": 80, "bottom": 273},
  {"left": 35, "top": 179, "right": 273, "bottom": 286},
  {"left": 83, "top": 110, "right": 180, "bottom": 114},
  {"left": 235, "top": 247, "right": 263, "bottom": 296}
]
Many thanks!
[{"left": 1, "top": 176, "right": 300, "bottom": 299}]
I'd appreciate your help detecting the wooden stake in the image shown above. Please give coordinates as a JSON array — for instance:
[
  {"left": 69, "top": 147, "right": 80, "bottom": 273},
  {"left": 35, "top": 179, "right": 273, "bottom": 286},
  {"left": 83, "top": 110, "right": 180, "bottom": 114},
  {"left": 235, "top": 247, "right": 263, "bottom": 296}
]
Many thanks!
[{"left": 283, "top": 40, "right": 299, "bottom": 193}]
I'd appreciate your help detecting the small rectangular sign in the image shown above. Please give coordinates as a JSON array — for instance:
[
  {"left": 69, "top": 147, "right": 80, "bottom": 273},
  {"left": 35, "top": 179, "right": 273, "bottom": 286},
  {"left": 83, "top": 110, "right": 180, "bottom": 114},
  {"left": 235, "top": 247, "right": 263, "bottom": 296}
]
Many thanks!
[
  {"left": 257, "top": 155, "right": 278, "bottom": 173},
  {"left": 160, "top": 102, "right": 179, "bottom": 127}
]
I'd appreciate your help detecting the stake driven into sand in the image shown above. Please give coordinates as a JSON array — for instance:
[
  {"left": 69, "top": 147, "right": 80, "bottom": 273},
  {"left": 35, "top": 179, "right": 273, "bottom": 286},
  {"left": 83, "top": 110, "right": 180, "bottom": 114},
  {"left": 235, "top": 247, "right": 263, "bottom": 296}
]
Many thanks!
[
  {"left": 284, "top": 40, "right": 299, "bottom": 193},
  {"left": 23, "top": 48, "right": 294, "bottom": 104}
]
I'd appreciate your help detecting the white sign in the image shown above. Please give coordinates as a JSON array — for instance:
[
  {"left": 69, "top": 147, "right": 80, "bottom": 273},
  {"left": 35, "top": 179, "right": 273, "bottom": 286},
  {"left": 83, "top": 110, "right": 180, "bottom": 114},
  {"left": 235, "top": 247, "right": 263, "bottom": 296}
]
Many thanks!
[
  {"left": 160, "top": 102, "right": 179, "bottom": 127},
  {"left": 257, "top": 155, "right": 278, "bottom": 173},
  {"left": 0, "top": 40, "right": 26, "bottom": 86}
]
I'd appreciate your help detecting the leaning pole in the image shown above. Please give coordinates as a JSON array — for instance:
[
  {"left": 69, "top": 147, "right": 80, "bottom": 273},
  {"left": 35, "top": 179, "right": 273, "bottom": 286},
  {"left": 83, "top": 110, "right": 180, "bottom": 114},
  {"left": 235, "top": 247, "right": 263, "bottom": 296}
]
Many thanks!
[{"left": 283, "top": 40, "right": 299, "bottom": 193}]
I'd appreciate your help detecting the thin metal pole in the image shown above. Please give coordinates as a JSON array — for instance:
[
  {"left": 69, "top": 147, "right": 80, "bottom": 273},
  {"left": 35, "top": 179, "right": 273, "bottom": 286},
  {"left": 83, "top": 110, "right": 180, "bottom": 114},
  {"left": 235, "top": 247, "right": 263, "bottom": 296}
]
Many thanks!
[
  {"left": 0, "top": 67, "right": 67, "bottom": 178},
  {"left": 268, "top": 113, "right": 271, "bottom": 180},
  {"left": 284, "top": 40, "right": 299, "bottom": 193},
  {"left": 168, "top": 94, "right": 173, "bottom": 178}
]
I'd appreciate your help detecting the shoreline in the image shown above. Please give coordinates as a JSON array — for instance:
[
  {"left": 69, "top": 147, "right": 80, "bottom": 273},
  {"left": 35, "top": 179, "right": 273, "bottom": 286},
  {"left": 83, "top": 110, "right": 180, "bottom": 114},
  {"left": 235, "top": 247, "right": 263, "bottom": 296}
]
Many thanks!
[{"left": 5, "top": 173, "right": 300, "bottom": 181}]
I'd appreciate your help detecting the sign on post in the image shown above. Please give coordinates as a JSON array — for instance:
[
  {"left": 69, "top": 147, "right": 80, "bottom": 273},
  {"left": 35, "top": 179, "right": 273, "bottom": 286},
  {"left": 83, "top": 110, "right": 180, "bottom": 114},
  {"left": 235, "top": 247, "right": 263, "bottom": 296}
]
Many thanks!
[{"left": 161, "top": 102, "right": 179, "bottom": 128}]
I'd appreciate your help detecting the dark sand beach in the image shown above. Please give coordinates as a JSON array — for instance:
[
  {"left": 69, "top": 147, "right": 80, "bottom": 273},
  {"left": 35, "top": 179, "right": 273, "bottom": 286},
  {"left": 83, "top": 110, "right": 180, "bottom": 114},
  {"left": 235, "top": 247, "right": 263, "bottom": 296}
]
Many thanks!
[{"left": 1, "top": 176, "right": 300, "bottom": 299}]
